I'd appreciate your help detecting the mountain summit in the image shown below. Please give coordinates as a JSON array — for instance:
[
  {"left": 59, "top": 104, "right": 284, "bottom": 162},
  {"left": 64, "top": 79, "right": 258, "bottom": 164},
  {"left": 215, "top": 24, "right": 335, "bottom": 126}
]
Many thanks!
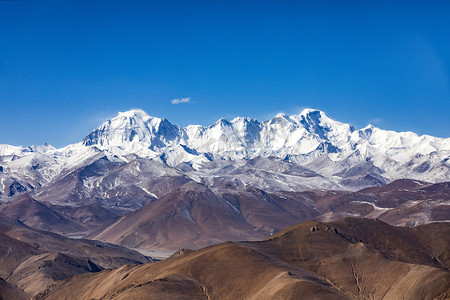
[{"left": 82, "top": 109, "right": 185, "bottom": 154}]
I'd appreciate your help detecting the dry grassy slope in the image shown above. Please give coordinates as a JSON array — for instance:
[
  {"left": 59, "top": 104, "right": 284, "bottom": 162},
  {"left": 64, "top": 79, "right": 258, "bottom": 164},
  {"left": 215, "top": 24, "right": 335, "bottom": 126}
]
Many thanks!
[
  {"left": 35, "top": 218, "right": 450, "bottom": 300},
  {"left": 34, "top": 244, "right": 347, "bottom": 300}
]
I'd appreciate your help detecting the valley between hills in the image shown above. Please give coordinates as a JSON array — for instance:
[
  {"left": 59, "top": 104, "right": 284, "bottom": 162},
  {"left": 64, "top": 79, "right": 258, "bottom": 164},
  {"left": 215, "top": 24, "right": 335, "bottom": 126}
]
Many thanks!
[{"left": 0, "top": 109, "right": 449, "bottom": 299}]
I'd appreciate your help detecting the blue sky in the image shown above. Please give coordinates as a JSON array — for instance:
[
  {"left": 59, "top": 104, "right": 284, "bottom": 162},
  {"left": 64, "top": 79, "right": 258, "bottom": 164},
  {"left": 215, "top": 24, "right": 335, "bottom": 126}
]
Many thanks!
[{"left": 1, "top": 1, "right": 449, "bottom": 147}]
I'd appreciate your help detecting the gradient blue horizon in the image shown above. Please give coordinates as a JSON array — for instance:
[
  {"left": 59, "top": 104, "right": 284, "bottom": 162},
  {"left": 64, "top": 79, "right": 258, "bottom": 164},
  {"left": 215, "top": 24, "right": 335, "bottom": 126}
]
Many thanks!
[{"left": 1, "top": 1, "right": 449, "bottom": 147}]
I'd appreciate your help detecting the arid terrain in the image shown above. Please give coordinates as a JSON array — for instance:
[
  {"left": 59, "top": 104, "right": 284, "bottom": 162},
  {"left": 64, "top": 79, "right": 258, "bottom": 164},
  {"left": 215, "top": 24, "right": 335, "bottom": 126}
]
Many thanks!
[
  {"left": 0, "top": 176, "right": 448, "bottom": 299},
  {"left": 33, "top": 218, "right": 450, "bottom": 300},
  {"left": 0, "top": 214, "right": 150, "bottom": 297}
]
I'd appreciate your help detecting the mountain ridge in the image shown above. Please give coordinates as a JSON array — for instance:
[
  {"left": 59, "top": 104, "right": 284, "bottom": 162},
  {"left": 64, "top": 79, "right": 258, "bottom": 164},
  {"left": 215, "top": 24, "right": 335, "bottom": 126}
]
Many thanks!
[{"left": 1, "top": 108, "right": 449, "bottom": 199}]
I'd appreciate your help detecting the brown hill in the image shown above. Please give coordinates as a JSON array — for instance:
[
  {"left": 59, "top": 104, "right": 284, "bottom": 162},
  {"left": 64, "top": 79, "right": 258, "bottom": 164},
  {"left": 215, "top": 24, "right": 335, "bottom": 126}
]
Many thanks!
[
  {"left": 0, "top": 215, "right": 150, "bottom": 296},
  {"left": 36, "top": 218, "right": 450, "bottom": 300},
  {"left": 7, "top": 252, "right": 101, "bottom": 295},
  {"left": 0, "top": 277, "right": 29, "bottom": 300},
  {"left": 92, "top": 182, "right": 264, "bottom": 250},
  {"left": 0, "top": 217, "right": 150, "bottom": 269},
  {"left": 0, "top": 194, "right": 85, "bottom": 234}
]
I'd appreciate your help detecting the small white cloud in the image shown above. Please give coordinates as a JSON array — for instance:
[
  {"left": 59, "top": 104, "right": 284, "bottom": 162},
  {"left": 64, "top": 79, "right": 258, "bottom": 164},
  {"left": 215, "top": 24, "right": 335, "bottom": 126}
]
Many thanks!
[
  {"left": 171, "top": 97, "right": 191, "bottom": 104},
  {"left": 369, "top": 117, "right": 384, "bottom": 124}
]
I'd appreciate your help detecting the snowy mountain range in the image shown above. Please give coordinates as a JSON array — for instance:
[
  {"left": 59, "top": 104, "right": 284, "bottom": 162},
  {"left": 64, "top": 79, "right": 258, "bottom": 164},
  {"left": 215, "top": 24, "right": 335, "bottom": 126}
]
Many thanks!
[{"left": 1, "top": 108, "right": 449, "bottom": 200}]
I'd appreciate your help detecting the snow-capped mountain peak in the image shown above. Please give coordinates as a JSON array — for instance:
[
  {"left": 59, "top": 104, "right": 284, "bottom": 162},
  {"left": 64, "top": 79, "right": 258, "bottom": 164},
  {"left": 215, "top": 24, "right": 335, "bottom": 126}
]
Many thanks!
[
  {"left": 1, "top": 108, "right": 449, "bottom": 199},
  {"left": 82, "top": 109, "right": 185, "bottom": 155},
  {"left": 114, "top": 108, "right": 154, "bottom": 123},
  {"left": 77, "top": 109, "right": 448, "bottom": 172}
]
